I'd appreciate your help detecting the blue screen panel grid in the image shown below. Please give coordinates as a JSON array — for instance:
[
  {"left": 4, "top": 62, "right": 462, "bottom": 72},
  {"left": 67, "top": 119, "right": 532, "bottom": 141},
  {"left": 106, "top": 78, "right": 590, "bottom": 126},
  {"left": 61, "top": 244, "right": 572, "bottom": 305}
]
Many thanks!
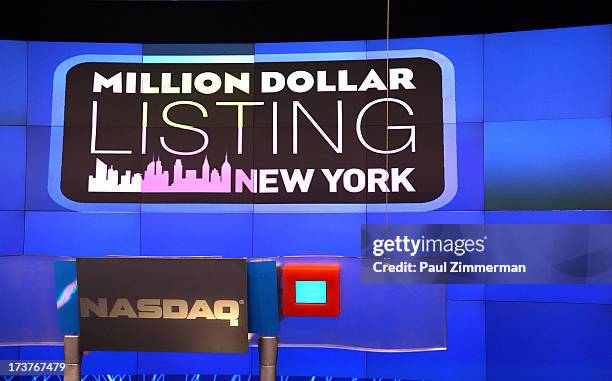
[{"left": 0, "top": 23, "right": 609, "bottom": 381}]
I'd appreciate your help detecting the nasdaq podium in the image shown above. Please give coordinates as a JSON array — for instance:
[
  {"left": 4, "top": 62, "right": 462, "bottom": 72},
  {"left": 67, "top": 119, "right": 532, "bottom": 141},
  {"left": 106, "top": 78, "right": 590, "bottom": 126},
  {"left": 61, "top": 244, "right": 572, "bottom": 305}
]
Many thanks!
[
  {"left": 0, "top": 254, "right": 446, "bottom": 377},
  {"left": 65, "top": 256, "right": 279, "bottom": 381}
]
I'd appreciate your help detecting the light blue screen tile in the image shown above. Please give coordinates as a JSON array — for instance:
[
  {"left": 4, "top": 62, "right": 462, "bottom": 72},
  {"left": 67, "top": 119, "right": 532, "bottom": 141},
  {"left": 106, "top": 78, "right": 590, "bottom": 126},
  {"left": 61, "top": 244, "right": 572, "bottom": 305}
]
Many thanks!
[{"left": 295, "top": 280, "right": 327, "bottom": 304}]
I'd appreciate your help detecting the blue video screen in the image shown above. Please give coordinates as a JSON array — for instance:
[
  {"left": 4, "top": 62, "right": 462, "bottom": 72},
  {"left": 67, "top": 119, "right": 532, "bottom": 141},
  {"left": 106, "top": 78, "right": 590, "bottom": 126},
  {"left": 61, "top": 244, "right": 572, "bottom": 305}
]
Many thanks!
[{"left": 0, "top": 24, "right": 610, "bottom": 380}]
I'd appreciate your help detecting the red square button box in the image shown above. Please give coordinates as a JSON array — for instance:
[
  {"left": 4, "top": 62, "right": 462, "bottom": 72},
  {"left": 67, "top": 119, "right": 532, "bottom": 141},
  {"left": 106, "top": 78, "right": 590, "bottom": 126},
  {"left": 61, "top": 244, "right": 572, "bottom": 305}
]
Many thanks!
[{"left": 282, "top": 263, "right": 340, "bottom": 317}]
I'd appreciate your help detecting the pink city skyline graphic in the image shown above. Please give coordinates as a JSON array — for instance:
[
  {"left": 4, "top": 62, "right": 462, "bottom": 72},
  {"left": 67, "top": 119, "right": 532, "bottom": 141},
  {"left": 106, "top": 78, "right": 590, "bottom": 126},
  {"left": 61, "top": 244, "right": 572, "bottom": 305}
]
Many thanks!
[{"left": 88, "top": 154, "right": 234, "bottom": 193}]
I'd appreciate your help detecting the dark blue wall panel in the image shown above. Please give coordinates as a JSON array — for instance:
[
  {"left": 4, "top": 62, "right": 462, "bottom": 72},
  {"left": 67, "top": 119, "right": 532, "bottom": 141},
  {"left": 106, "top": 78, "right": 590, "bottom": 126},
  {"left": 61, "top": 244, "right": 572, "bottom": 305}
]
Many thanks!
[
  {"left": 19, "top": 346, "right": 63, "bottom": 361},
  {"left": 485, "top": 210, "right": 612, "bottom": 224},
  {"left": 485, "top": 118, "right": 612, "bottom": 210},
  {"left": 484, "top": 25, "right": 611, "bottom": 121},
  {"left": 0, "top": 347, "right": 19, "bottom": 360},
  {"left": 137, "top": 351, "right": 252, "bottom": 375},
  {"left": 366, "top": 301, "right": 486, "bottom": 380},
  {"left": 81, "top": 352, "right": 138, "bottom": 375},
  {"left": 486, "top": 284, "right": 612, "bottom": 304},
  {"left": 253, "top": 213, "right": 364, "bottom": 257},
  {"left": 0, "top": 41, "right": 27, "bottom": 126},
  {"left": 25, "top": 126, "right": 69, "bottom": 211},
  {"left": 140, "top": 213, "right": 252, "bottom": 257},
  {"left": 24, "top": 212, "right": 140, "bottom": 257},
  {"left": 439, "top": 123, "right": 484, "bottom": 211},
  {"left": 0, "top": 211, "right": 24, "bottom": 254},
  {"left": 486, "top": 301, "right": 612, "bottom": 380},
  {"left": 0, "top": 126, "right": 26, "bottom": 210},
  {"left": 267, "top": 347, "right": 366, "bottom": 377}
]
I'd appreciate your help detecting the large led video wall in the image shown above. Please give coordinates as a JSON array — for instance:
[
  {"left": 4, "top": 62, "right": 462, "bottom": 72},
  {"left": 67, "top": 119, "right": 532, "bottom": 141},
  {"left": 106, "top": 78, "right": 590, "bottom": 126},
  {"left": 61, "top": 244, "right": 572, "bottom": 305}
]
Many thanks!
[{"left": 0, "top": 24, "right": 611, "bottom": 380}]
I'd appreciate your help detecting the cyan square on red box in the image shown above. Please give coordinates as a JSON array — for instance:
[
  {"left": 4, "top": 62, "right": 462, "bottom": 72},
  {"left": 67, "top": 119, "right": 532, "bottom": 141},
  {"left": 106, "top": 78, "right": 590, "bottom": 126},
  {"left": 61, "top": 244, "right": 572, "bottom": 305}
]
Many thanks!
[{"left": 282, "top": 263, "right": 340, "bottom": 317}]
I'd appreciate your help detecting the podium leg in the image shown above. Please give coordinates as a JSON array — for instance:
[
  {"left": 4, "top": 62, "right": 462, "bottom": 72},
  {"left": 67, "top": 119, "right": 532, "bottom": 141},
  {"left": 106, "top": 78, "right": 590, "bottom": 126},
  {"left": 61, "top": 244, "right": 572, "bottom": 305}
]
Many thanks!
[
  {"left": 63, "top": 334, "right": 82, "bottom": 381},
  {"left": 258, "top": 336, "right": 278, "bottom": 381}
]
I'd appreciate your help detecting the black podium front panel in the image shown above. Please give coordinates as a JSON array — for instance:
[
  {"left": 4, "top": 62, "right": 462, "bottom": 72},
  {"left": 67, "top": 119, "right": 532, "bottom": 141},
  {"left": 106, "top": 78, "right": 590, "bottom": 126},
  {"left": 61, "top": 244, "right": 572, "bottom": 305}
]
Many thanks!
[{"left": 76, "top": 257, "right": 248, "bottom": 353}]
